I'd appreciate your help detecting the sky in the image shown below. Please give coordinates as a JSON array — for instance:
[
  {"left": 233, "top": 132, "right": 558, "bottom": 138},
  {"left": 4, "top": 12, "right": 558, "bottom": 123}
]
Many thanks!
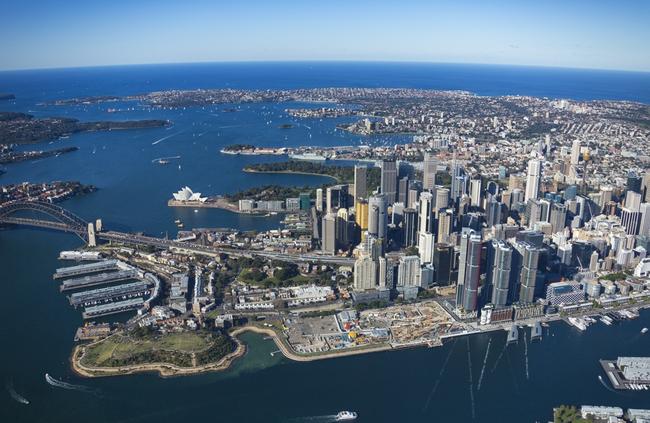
[{"left": 1, "top": 0, "right": 649, "bottom": 72}]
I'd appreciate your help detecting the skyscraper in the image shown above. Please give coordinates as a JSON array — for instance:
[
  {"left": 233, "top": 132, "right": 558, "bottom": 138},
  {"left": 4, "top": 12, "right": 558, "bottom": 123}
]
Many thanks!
[
  {"left": 368, "top": 194, "right": 387, "bottom": 239},
  {"left": 570, "top": 139, "right": 581, "bottom": 166},
  {"left": 397, "top": 255, "right": 421, "bottom": 287},
  {"left": 627, "top": 171, "right": 642, "bottom": 194},
  {"left": 354, "top": 255, "right": 377, "bottom": 291},
  {"left": 355, "top": 199, "right": 368, "bottom": 231},
  {"left": 450, "top": 162, "right": 467, "bottom": 202},
  {"left": 525, "top": 158, "right": 542, "bottom": 202},
  {"left": 353, "top": 165, "right": 367, "bottom": 203},
  {"left": 423, "top": 151, "right": 437, "bottom": 191},
  {"left": 402, "top": 208, "right": 418, "bottom": 247},
  {"left": 432, "top": 243, "right": 454, "bottom": 286},
  {"left": 398, "top": 176, "right": 409, "bottom": 205},
  {"left": 380, "top": 159, "right": 398, "bottom": 203},
  {"left": 407, "top": 180, "right": 422, "bottom": 209},
  {"left": 517, "top": 243, "right": 542, "bottom": 303},
  {"left": 470, "top": 178, "right": 482, "bottom": 206},
  {"left": 456, "top": 231, "right": 482, "bottom": 312},
  {"left": 488, "top": 241, "right": 513, "bottom": 307},
  {"left": 485, "top": 197, "right": 501, "bottom": 228},
  {"left": 437, "top": 208, "right": 452, "bottom": 244},
  {"left": 639, "top": 203, "right": 650, "bottom": 237},
  {"left": 549, "top": 202, "right": 567, "bottom": 234},
  {"left": 321, "top": 213, "right": 336, "bottom": 255},
  {"left": 418, "top": 191, "right": 434, "bottom": 234},
  {"left": 316, "top": 188, "right": 323, "bottom": 212},
  {"left": 435, "top": 188, "right": 450, "bottom": 213},
  {"left": 418, "top": 231, "right": 434, "bottom": 264}
]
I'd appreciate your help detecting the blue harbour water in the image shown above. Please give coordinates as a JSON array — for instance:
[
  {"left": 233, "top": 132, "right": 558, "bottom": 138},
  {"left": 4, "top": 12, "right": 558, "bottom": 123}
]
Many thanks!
[{"left": 1, "top": 62, "right": 650, "bottom": 422}]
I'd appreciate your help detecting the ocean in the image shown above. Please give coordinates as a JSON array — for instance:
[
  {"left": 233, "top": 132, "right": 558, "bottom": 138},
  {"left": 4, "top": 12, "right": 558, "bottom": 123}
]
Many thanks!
[{"left": 1, "top": 62, "right": 649, "bottom": 423}]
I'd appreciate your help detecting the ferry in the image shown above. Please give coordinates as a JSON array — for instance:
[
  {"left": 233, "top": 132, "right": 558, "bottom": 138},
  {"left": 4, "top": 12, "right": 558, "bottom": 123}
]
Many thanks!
[{"left": 336, "top": 411, "right": 358, "bottom": 421}]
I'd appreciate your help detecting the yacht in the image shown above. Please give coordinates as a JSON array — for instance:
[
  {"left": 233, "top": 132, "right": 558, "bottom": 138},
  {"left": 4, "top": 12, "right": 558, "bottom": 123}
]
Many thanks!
[
  {"left": 642, "top": 327, "right": 648, "bottom": 334},
  {"left": 336, "top": 411, "right": 358, "bottom": 421},
  {"left": 568, "top": 317, "right": 587, "bottom": 331}
]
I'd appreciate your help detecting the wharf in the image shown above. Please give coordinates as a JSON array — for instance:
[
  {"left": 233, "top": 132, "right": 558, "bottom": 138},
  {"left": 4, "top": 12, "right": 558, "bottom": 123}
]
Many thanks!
[
  {"left": 600, "top": 358, "right": 650, "bottom": 391},
  {"left": 69, "top": 281, "right": 150, "bottom": 307},
  {"left": 54, "top": 259, "right": 119, "bottom": 279},
  {"left": 60, "top": 270, "right": 138, "bottom": 292},
  {"left": 531, "top": 322, "right": 542, "bottom": 340},
  {"left": 83, "top": 298, "right": 144, "bottom": 319}
]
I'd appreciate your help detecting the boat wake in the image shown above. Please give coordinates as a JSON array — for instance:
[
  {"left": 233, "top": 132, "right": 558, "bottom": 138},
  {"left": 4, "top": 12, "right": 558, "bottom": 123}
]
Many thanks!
[
  {"left": 490, "top": 343, "right": 507, "bottom": 373},
  {"left": 505, "top": 351, "right": 519, "bottom": 393},
  {"left": 598, "top": 375, "right": 622, "bottom": 394},
  {"left": 152, "top": 132, "right": 181, "bottom": 145},
  {"left": 45, "top": 373, "right": 100, "bottom": 396},
  {"left": 476, "top": 339, "right": 491, "bottom": 391},
  {"left": 423, "top": 338, "right": 457, "bottom": 412},
  {"left": 466, "top": 338, "right": 476, "bottom": 420},
  {"left": 6, "top": 379, "right": 29, "bottom": 405},
  {"left": 287, "top": 414, "right": 339, "bottom": 422},
  {"left": 523, "top": 330, "right": 530, "bottom": 381}
]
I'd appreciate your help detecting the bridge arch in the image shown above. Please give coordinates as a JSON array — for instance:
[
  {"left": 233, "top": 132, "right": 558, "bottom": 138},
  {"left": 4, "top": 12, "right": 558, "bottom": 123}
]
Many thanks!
[{"left": 0, "top": 200, "right": 89, "bottom": 239}]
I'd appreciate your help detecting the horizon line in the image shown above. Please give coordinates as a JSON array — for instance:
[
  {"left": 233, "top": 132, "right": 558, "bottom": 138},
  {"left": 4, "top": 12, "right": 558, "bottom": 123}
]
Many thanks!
[{"left": 1, "top": 59, "right": 650, "bottom": 75}]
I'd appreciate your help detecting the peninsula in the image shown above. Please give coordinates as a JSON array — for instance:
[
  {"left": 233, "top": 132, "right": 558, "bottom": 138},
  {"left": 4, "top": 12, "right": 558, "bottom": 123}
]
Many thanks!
[{"left": 0, "top": 112, "right": 169, "bottom": 145}]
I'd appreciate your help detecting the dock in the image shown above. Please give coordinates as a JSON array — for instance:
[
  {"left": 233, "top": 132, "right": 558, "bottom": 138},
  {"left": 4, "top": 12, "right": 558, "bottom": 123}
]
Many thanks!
[
  {"left": 82, "top": 297, "right": 144, "bottom": 319},
  {"left": 68, "top": 281, "right": 151, "bottom": 307},
  {"left": 506, "top": 324, "right": 518, "bottom": 344},
  {"left": 53, "top": 260, "right": 120, "bottom": 279},
  {"left": 599, "top": 357, "right": 650, "bottom": 390},
  {"left": 59, "top": 269, "right": 138, "bottom": 292}
]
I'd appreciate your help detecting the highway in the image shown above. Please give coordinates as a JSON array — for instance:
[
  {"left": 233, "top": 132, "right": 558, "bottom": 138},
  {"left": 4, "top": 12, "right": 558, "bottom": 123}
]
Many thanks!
[
  {"left": 99, "top": 231, "right": 355, "bottom": 265},
  {"left": 0, "top": 200, "right": 355, "bottom": 266}
]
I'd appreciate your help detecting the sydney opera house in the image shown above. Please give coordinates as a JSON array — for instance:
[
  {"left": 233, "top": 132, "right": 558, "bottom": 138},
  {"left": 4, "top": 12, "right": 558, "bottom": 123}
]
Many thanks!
[{"left": 172, "top": 186, "right": 207, "bottom": 202}]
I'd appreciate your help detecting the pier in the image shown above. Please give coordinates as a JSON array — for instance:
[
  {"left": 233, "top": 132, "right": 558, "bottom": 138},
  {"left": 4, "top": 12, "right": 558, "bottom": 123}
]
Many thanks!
[
  {"left": 69, "top": 281, "right": 151, "bottom": 307},
  {"left": 59, "top": 269, "right": 138, "bottom": 292},
  {"left": 83, "top": 298, "right": 144, "bottom": 319},
  {"left": 506, "top": 324, "right": 518, "bottom": 344},
  {"left": 54, "top": 260, "right": 120, "bottom": 279}
]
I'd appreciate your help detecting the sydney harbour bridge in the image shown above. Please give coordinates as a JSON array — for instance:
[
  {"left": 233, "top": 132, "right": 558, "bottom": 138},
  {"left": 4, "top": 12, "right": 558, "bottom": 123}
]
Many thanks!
[{"left": 0, "top": 200, "right": 354, "bottom": 265}]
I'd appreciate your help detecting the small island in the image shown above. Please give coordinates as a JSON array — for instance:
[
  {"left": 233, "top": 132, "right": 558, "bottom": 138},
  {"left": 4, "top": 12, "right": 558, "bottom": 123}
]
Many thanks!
[{"left": 0, "top": 112, "right": 170, "bottom": 145}]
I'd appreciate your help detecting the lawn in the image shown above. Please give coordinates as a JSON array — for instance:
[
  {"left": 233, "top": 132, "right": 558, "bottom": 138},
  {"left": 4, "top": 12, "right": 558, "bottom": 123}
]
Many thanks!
[{"left": 80, "top": 330, "right": 234, "bottom": 368}]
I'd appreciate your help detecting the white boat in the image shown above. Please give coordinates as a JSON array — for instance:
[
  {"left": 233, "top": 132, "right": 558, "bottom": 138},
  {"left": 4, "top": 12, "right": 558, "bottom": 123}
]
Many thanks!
[
  {"left": 601, "top": 316, "right": 613, "bottom": 326},
  {"left": 568, "top": 317, "right": 587, "bottom": 331},
  {"left": 642, "top": 327, "right": 648, "bottom": 334},
  {"left": 336, "top": 411, "right": 358, "bottom": 421}
]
